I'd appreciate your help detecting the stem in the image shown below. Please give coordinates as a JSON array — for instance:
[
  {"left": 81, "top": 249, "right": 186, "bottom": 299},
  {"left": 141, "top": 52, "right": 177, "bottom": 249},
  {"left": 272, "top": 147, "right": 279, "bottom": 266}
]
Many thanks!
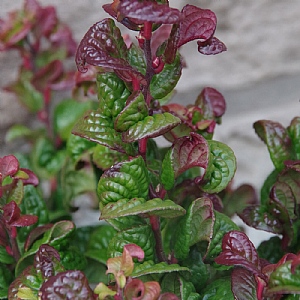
[
  {"left": 138, "top": 138, "right": 147, "bottom": 160},
  {"left": 150, "top": 215, "right": 167, "bottom": 262}
]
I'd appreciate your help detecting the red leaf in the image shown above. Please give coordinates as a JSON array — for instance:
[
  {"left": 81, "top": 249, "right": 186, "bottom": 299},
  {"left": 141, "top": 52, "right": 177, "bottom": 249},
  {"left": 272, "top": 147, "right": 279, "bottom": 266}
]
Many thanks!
[
  {"left": 171, "top": 132, "right": 209, "bottom": 179},
  {"left": 124, "top": 244, "right": 144, "bottom": 262},
  {"left": 198, "top": 37, "right": 227, "bottom": 55},
  {"left": 119, "top": 0, "right": 181, "bottom": 24},
  {"left": 24, "top": 224, "right": 53, "bottom": 251},
  {"left": 178, "top": 5, "right": 217, "bottom": 48},
  {"left": 19, "top": 168, "right": 39, "bottom": 187},
  {"left": 124, "top": 279, "right": 145, "bottom": 299},
  {"left": 2, "top": 201, "right": 21, "bottom": 225},
  {"left": 33, "top": 6, "right": 57, "bottom": 39},
  {"left": 215, "top": 230, "right": 261, "bottom": 274},
  {"left": 10, "top": 214, "right": 38, "bottom": 227},
  {"left": 0, "top": 155, "right": 19, "bottom": 179}
]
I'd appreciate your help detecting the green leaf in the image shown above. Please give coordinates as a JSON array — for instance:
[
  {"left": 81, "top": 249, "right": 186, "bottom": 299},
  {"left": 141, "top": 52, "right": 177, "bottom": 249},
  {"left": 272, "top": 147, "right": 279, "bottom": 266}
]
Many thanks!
[
  {"left": 288, "top": 117, "right": 300, "bottom": 160},
  {"left": 257, "top": 236, "right": 284, "bottom": 264},
  {"left": 200, "top": 278, "right": 234, "bottom": 300},
  {"left": 132, "top": 261, "right": 189, "bottom": 278},
  {"left": 114, "top": 91, "right": 148, "bottom": 132},
  {"left": 5, "top": 124, "right": 33, "bottom": 143},
  {"left": 127, "top": 43, "right": 146, "bottom": 75},
  {"left": 161, "top": 149, "right": 175, "bottom": 190},
  {"left": 206, "top": 211, "right": 239, "bottom": 260},
  {"left": 85, "top": 225, "right": 117, "bottom": 265},
  {"left": 201, "top": 140, "right": 236, "bottom": 193},
  {"left": 97, "top": 156, "right": 149, "bottom": 206},
  {"left": 93, "top": 144, "right": 129, "bottom": 170},
  {"left": 0, "top": 264, "right": 13, "bottom": 298},
  {"left": 268, "top": 261, "right": 300, "bottom": 294},
  {"left": 122, "top": 112, "right": 181, "bottom": 143},
  {"left": 107, "top": 225, "right": 155, "bottom": 261},
  {"left": 0, "top": 247, "right": 14, "bottom": 264},
  {"left": 150, "top": 52, "right": 182, "bottom": 100},
  {"left": 174, "top": 197, "right": 214, "bottom": 260},
  {"left": 101, "top": 198, "right": 185, "bottom": 220},
  {"left": 5, "top": 69, "right": 43, "bottom": 113},
  {"left": 72, "top": 109, "right": 135, "bottom": 155},
  {"left": 53, "top": 99, "right": 92, "bottom": 141},
  {"left": 97, "top": 72, "right": 130, "bottom": 119},
  {"left": 254, "top": 120, "right": 292, "bottom": 170}
]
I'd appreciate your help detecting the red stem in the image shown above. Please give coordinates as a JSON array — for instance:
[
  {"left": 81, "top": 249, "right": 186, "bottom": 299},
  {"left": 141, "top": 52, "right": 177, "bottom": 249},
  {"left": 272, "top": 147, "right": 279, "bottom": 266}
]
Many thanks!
[{"left": 150, "top": 215, "right": 167, "bottom": 263}]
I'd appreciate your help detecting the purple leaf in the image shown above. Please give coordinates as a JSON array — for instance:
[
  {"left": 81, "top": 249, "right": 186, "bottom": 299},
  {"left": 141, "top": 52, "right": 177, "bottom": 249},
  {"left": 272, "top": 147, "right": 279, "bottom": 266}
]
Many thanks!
[
  {"left": 231, "top": 268, "right": 262, "bottom": 300},
  {"left": 0, "top": 155, "right": 19, "bottom": 179},
  {"left": 40, "top": 270, "right": 95, "bottom": 300},
  {"left": 215, "top": 230, "right": 261, "bottom": 274},
  {"left": 171, "top": 132, "right": 209, "bottom": 179},
  {"left": 198, "top": 37, "right": 227, "bottom": 55},
  {"left": 18, "top": 168, "right": 39, "bottom": 187},
  {"left": 24, "top": 224, "right": 53, "bottom": 251},
  {"left": 34, "top": 245, "right": 61, "bottom": 280},
  {"left": 33, "top": 5, "right": 57, "bottom": 39},
  {"left": 178, "top": 5, "right": 217, "bottom": 48},
  {"left": 119, "top": 0, "right": 181, "bottom": 24}
]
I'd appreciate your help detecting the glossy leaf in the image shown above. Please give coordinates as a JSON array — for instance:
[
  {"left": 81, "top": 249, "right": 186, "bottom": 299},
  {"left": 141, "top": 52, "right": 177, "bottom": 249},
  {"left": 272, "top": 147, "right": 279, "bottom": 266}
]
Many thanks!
[
  {"left": 93, "top": 144, "right": 129, "bottom": 170},
  {"left": 206, "top": 211, "right": 239, "bottom": 260},
  {"left": 114, "top": 91, "right": 148, "bottom": 132},
  {"left": 288, "top": 117, "right": 300, "bottom": 159},
  {"left": 53, "top": 98, "right": 91, "bottom": 140},
  {"left": 215, "top": 231, "right": 260, "bottom": 274},
  {"left": 201, "top": 140, "right": 236, "bottom": 193},
  {"left": 101, "top": 197, "right": 185, "bottom": 220},
  {"left": 72, "top": 109, "right": 135, "bottom": 155},
  {"left": 127, "top": 43, "right": 146, "bottom": 75},
  {"left": 119, "top": 0, "right": 181, "bottom": 24},
  {"left": 150, "top": 52, "right": 182, "bottom": 100},
  {"left": 174, "top": 197, "right": 214, "bottom": 260},
  {"left": 178, "top": 5, "right": 217, "bottom": 48},
  {"left": 161, "top": 150, "right": 175, "bottom": 190},
  {"left": 122, "top": 112, "right": 181, "bottom": 143},
  {"left": 108, "top": 225, "right": 155, "bottom": 261},
  {"left": 0, "top": 155, "right": 19, "bottom": 179},
  {"left": 254, "top": 120, "right": 292, "bottom": 170},
  {"left": 97, "top": 156, "right": 149, "bottom": 206},
  {"left": 200, "top": 278, "right": 234, "bottom": 300},
  {"left": 39, "top": 270, "right": 94, "bottom": 299},
  {"left": 97, "top": 72, "right": 130, "bottom": 119},
  {"left": 197, "top": 37, "right": 227, "bottom": 55}
]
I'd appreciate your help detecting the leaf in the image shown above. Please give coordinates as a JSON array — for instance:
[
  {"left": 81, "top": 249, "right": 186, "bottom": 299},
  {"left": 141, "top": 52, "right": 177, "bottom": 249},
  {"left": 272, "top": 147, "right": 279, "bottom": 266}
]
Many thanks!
[
  {"left": 200, "top": 278, "right": 234, "bottom": 300},
  {"left": 97, "top": 156, "right": 149, "bottom": 206},
  {"left": 174, "top": 197, "right": 214, "bottom": 260},
  {"left": 0, "top": 155, "right": 19, "bottom": 179},
  {"left": 72, "top": 109, "right": 135, "bottom": 155},
  {"left": 254, "top": 120, "right": 292, "bottom": 170},
  {"left": 0, "top": 246, "right": 14, "bottom": 264},
  {"left": 119, "top": 0, "right": 181, "bottom": 24},
  {"left": 39, "top": 270, "right": 94, "bottom": 299},
  {"left": 288, "top": 117, "right": 300, "bottom": 160},
  {"left": 132, "top": 261, "right": 189, "bottom": 278},
  {"left": 206, "top": 211, "right": 239, "bottom": 260},
  {"left": 101, "top": 198, "right": 185, "bottom": 220},
  {"left": 114, "top": 91, "right": 148, "bottom": 132},
  {"left": 178, "top": 5, "right": 217, "bottom": 48},
  {"left": 150, "top": 52, "right": 182, "bottom": 100},
  {"left": 215, "top": 231, "right": 261, "bottom": 274},
  {"left": 93, "top": 144, "right": 129, "bottom": 170},
  {"left": 108, "top": 225, "right": 156, "bottom": 261},
  {"left": 53, "top": 99, "right": 91, "bottom": 140},
  {"left": 160, "top": 150, "right": 175, "bottom": 190},
  {"left": 201, "top": 140, "right": 236, "bottom": 193},
  {"left": 96, "top": 72, "right": 130, "bottom": 119},
  {"left": 127, "top": 43, "right": 146, "bottom": 75},
  {"left": 197, "top": 37, "right": 227, "bottom": 55},
  {"left": 5, "top": 124, "right": 33, "bottom": 143},
  {"left": 231, "top": 268, "right": 258, "bottom": 300},
  {"left": 122, "top": 112, "right": 181, "bottom": 143}
]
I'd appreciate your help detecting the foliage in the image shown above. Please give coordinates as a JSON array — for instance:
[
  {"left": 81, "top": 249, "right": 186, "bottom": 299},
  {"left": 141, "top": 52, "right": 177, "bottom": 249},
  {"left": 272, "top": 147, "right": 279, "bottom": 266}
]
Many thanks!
[{"left": 1, "top": 0, "right": 300, "bottom": 299}]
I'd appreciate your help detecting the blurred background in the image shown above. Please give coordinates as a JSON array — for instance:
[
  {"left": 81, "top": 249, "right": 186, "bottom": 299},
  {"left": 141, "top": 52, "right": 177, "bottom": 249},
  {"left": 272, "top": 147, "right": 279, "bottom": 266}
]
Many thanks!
[{"left": 1, "top": 0, "right": 300, "bottom": 191}]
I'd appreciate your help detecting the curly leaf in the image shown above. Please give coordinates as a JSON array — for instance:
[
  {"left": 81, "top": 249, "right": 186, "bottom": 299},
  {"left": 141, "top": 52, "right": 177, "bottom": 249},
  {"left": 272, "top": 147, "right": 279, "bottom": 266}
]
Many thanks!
[
  {"left": 97, "top": 156, "right": 149, "bottom": 206},
  {"left": 254, "top": 120, "right": 292, "bottom": 170},
  {"left": 122, "top": 112, "right": 181, "bottom": 142},
  {"left": 174, "top": 197, "right": 214, "bottom": 260},
  {"left": 97, "top": 72, "right": 130, "bottom": 119},
  {"left": 72, "top": 109, "right": 135, "bottom": 155},
  {"left": 108, "top": 225, "right": 155, "bottom": 261},
  {"left": 215, "top": 231, "right": 260, "bottom": 274},
  {"left": 288, "top": 117, "right": 300, "bottom": 160},
  {"left": 150, "top": 52, "right": 182, "bottom": 100},
  {"left": 178, "top": 5, "right": 217, "bottom": 48},
  {"left": 201, "top": 140, "right": 236, "bottom": 193},
  {"left": 101, "top": 197, "right": 185, "bottom": 220},
  {"left": 119, "top": 0, "right": 181, "bottom": 24},
  {"left": 114, "top": 91, "right": 148, "bottom": 132},
  {"left": 40, "top": 270, "right": 94, "bottom": 299},
  {"left": 197, "top": 37, "right": 227, "bottom": 55}
]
